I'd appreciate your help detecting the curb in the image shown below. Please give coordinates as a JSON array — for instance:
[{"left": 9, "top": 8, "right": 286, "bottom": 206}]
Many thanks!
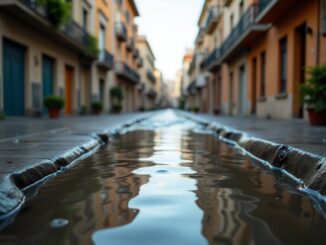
[
  {"left": 0, "top": 114, "right": 149, "bottom": 226},
  {"left": 181, "top": 112, "right": 326, "bottom": 200}
]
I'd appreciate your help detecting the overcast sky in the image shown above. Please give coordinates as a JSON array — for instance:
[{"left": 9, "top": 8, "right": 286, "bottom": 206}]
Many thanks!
[{"left": 135, "top": 0, "right": 204, "bottom": 80}]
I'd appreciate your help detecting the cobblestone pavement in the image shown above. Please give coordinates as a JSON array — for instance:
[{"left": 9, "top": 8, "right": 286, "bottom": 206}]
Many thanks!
[{"left": 180, "top": 111, "right": 326, "bottom": 157}]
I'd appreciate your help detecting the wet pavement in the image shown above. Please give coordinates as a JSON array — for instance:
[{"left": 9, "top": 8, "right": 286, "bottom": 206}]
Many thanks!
[
  {"left": 184, "top": 112, "right": 326, "bottom": 157},
  {"left": 1, "top": 111, "right": 326, "bottom": 245}
]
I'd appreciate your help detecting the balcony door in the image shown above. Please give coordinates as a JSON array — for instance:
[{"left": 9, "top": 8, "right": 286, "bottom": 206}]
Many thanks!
[{"left": 99, "top": 24, "right": 106, "bottom": 60}]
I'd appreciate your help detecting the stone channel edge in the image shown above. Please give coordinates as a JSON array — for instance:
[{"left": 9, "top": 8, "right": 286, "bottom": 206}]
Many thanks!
[
  {"left": 180, "top": 111, "right": 326, "bottom": 203},
  {"left": 0, "top": 114, "right": 150, "bottom": 225}
]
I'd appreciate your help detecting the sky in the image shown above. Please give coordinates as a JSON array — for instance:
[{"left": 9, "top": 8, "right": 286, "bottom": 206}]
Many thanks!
[{"left": 135, "top": 0, "right": 204, "bottom": 80}]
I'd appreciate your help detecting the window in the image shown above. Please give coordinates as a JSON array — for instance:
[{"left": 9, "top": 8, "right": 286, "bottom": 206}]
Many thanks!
[
  {"left": 125, "top": 10, "right": 130, "bottom": 23},
  {"left": 261, "top": 51, "right": 266, "bottom": 97},
  {"left": 82, "top": 8, "right": 88, "bottom": 31},
  {"left": 279, "top": 37, "right": 287, "bottom": 94},
  {"left": 99, "top": 24, "right": 106, "bottom": 59}
]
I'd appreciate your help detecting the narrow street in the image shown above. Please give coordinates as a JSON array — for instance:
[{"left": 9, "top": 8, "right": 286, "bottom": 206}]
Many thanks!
[
  {"left": 1, "top": 110, "right": 326, "bottom": 245},
  {"left": 1, "top": 0, "right": 326, "bottom": 244}
]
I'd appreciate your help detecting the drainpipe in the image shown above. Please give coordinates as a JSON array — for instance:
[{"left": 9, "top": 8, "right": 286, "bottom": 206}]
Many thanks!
[{"left": 316, "top": 0, "right": 321, "bottom": 65}]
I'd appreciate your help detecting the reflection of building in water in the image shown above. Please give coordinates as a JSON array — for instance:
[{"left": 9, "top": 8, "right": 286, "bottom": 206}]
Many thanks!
[
  {"left": 0, "top": 130, "right": 155, "bottom": 245},
  {"left": 185, "top": 131, "right": 323, "bottom": 245},
  {"left": 74, "top": 130, "right": 155, "bottom": 245}
]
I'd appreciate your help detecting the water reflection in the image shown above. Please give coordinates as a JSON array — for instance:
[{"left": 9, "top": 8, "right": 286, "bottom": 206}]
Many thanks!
[
  {"left": 1, "top": 111, "right": 326, "bottom": 245},
  {"left": 93, "top": 118, "right": 206, "bottom": 245}
]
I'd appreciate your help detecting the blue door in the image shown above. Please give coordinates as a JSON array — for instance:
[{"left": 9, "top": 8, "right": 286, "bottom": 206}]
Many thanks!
[
  {"left": 3, "top": 39, "right": 25, "bottom": 116},
  {"left": 42, "top": 55, "right": 54, "bottom": 98}
]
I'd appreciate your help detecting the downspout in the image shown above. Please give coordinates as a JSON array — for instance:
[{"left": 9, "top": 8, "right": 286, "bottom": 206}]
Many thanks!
[{"left": 316, "top": 0, "right": 321, "bottom": 65}]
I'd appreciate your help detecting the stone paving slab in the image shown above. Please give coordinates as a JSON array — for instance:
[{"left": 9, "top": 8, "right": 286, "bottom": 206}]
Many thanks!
[{"left": 182, "top": 112, "right": 326, "bottom": 157}]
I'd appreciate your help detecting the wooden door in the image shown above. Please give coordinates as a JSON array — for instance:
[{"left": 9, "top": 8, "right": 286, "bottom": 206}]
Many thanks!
[{"left": 65, "top": 66, "right": 74, "bottom": 114}]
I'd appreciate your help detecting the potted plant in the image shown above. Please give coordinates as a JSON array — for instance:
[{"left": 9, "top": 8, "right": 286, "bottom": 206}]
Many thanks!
[
  {"left": 112, "top": 104, "right": 122, "bottom": 113},
  {"left": 0, "top": 112, "right": 5, "bottom": 121},
  {"left": 91, "top": 102, "right": 103, "bottom": 115},
  {"left": 38, "top": 0, "right": 71, "bottom": 28},
  {"left": 301, "top": 65, "right": 326, "bottom": 125},
  {"left": 44, "top": 95, "right": 64, "bottom": 119}
]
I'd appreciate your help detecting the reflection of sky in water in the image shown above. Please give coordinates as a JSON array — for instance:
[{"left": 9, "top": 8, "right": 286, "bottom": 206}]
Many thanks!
[{"left": 93, "top": 111, "right": 207, "bottom": 245}]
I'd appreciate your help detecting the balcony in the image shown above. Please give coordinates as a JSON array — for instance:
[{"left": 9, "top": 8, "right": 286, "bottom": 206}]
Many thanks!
[
  {"left": 201, "top": 48, "right": 221, "bottom": 71},
  {"left": 97, "top": 49, "right": 114, "bottom": 70},
  {"left": 196, "top": 74, "right": 208, "bottom": 88},
  {"left": 188, "top": 57, "right": 196, "bottom": 76},
  {"left": 219, "top": 4, "right": 270, "bottom": 62},
  {"left": 187, "top": 80, "right": 197, "bottom": 95},
  {"left": 136, "top": 57, "right": 143, "bottom": 68},
  {"left": 126, "top": 39, "right": 134, "bottom": 52},
  {"left": 147, "top": 89, "right": 157, "bottom": 98},
  {"left": 115, "top": 62, "right": 140, "bottom": 84},
  {"left": 137, "top": 83, "right": 145, "bottom": 92},
  {"left": 147, "top": 70, "right": 156, "bottom": 83},
  {"left": 133, "top": 48, "right": 139, "bottom": 59},
  {"left": 205, "top": 6, "right": 221, "bottom": 34},
  {"left": 195, "top": 28, "right": 204, "bottom": 44},
  {"left": 0, "top": 0, "right": 96, "bottom": 59},
  {"left": 256, "top": 0, "right": 296, "bottom": 24},
  {"left": 115, "top": 21, "right": 127, "bottom": 42}
]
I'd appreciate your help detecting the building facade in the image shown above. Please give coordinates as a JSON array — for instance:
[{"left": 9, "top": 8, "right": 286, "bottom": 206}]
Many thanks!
[
  {"left": 136, "top": 35, "right": 157, "bottom": 110},
  {"left": 0, "top": 0, "right": 151, "bottom": 117},
  {"left": 189, "top": 0, "right": 326, "bottom": 120}
]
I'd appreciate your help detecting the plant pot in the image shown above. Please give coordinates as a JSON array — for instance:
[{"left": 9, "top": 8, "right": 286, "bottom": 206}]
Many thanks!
[
  {"left": 93, "top": 109, "right": 101, "bottom": 115},
  {"left": 48, "top": 108, "right": 60, "bottom": 119},
  {"left": 307, "top": 109, "right": 326, "bottom": 126}
]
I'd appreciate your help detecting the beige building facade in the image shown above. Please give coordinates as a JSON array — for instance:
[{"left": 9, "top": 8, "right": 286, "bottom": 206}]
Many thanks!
[{"left": 136, "top": 35, "right": 157, "bottom": 110}]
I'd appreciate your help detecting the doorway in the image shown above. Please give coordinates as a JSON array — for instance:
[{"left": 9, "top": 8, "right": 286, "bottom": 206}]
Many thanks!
[
  {"left": 238, "top": 65, "right": 246, "bottom": 115},
  {"left": 251, "top": 58, "right": 257, "bottom": 114},
  {"left": 42, "top": 55, "right": 54, "bottom": 112},
  {"left": 65, "top": 66, "right": 74, "bottom": 114},
  {"left": 294, "top": 23, "right": 307, "bottom": 118},
  {"left": 3, "top": 39, "right": 25, "bottom": 116},
  {"left": 229, "top": 72, "right": 233, "bottom": 115}
]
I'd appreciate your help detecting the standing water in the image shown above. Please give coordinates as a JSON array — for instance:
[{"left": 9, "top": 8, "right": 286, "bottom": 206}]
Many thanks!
[{"left": 1, "top": 110, "right": 326, "bottom": 245}]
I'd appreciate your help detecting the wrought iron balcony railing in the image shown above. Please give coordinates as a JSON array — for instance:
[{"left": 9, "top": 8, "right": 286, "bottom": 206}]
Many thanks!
[
  {"left": 133, "top": 48, "right": 140, "bottom": 58},
  {"left": 98, "top": 49, "right": 114, "bottom": 69},
  {"left": 147, "top": 70, "right": 156, "bottom": 83},
  {"left": 136, "top": 57, "right": 143, "bottom": 68},
  {"left": 205, "top": 6, "right": 221, "bottom": 33},
  {"left": 195, "top": 28, "right": 204, "bottom": 44},
  {"left": 115, "top": 62, "right": 140, "bottom": 84},
  {"left": 219, "top": 4, "right": 258, "bottom": 60},
  {"left": 257, "top": 0, "right": 273, "bottom": 16},
  {"left": 201, "top": 48, "right": 221, "bottom": 70},
  {"left": 17, "top": 0, "right": 92, "bottom": 54},
  {"left": 115, "top": 21, "right": 127, "bottom": 42},
  {"left": 147, "top": 89, "right": 157, "bottom": 98},
  {"left": 126, "top": 39, "right": 134, "bottom": 51}
]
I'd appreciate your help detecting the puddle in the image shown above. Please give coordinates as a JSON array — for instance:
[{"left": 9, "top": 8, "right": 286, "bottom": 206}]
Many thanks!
[{"left": 0, "top": 110, "right": 326, "bottom": 244}]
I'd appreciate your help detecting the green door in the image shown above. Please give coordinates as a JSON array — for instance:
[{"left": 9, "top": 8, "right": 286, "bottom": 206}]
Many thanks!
[
  {"left": 3, "top": 39, "right": 25, "bottom": 116},
  {"left": 42, "top": 55, "right": 54, "bottom": 98}
]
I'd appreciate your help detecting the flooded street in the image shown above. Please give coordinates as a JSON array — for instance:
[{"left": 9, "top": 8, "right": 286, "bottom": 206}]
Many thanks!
[{"left": 1, "top": 111, "right": 326, "bottom": 245}]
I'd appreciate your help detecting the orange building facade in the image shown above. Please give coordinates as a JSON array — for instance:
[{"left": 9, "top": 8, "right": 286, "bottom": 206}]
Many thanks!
[{"left": 189, "top": 0, "right": 326, "bottom": 120}]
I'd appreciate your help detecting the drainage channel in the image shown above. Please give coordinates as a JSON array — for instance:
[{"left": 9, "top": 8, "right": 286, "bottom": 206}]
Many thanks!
[{"left": 0, "top": 111, "right": 326, "bottom": 245}]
